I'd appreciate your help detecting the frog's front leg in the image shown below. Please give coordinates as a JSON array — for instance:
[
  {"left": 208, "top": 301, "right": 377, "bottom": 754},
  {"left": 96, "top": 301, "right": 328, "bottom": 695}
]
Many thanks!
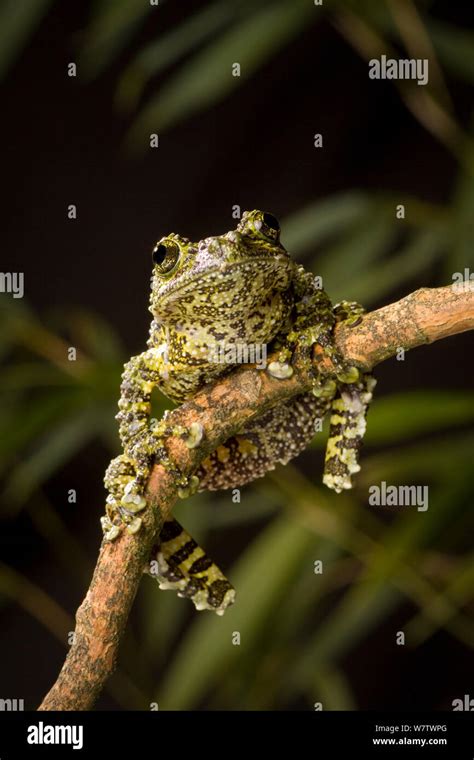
[
  {"left": 271, "top": 267, "right": 359, "bottom": 387},
  {"left": 102, "top": 349, "right": 202, "bottom": 540}
]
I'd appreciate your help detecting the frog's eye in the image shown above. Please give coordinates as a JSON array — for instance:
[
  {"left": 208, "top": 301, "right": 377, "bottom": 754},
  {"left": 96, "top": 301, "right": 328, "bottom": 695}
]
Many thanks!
[
  {"left": 254, "top": 212, "right": 280, "bottom": 241},
  {"left": 152, "top": 240, "right": 180, "bottom": 274}
]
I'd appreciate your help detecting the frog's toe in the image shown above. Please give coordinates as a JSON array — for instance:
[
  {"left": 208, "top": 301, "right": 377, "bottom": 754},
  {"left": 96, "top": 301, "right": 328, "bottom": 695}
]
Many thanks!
[
  {"left": 177, "top": 474, "right": 200, "bottom": 498},
  {"left": 120, "top": 479, "right": 147, "bottom": 512}
]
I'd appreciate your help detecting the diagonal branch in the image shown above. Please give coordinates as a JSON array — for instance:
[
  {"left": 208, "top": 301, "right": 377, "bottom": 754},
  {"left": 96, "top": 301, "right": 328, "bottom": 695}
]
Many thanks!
[{"left": 38, "top": 285, "right": 474, "bottom": 710}]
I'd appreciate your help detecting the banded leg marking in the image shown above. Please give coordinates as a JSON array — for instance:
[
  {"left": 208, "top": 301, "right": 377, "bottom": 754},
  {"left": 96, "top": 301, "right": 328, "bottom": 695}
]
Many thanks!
[{"left": 146, "top": 518, "right": 235, "bottom": 615}]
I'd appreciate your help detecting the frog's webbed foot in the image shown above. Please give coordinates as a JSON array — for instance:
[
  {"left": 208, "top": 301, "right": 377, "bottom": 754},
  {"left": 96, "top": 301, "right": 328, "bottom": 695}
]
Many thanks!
[{"left": 145, "top": 518, "right": 235, "bottom": 615}]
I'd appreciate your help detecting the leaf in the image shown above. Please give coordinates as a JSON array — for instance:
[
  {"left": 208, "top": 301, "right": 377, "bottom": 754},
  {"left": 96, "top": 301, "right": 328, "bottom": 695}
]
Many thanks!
[
  {"left": 0, "top": 363, "right": 74, "bottom": 391},
  {"left": 364, "top": 391, "right": 474, "bottom": 445},
  {"left": 312, "top": 666, "right": 356, "bottom": 710},
  {"left": 289, "top": 474, "right": 463, "bottom": 687},
  {"left": 0, "top": 392, "right": 79, "bottom": 463},
  {"left": 0, "top": 0, "right": 53, "bottom": 79},
  {"left": 269, "top": 462, "right": 473, "bottom": 685},
  {"left": 266, "top": 539, "right": 343, "bottom": 648},
  {"left": 448, "top": 137, "right": 474, "bottom": 274},
  {"left": 339, "top": 1, "right": 474, "bottom": 86},
  {"left": 427, "top": 21, "right": 474, "bottom": 85},
  {"left": 281, "top": 192, "right": 372, "bottom": 255},
  {"left": 0, "top": 561, "right": 72, "bottom": 641},
  {"left": 405, "top": 551, "right": 474, "bottom": 646},
  {"left": 2, "top": 405, "right": 109, "bottom": 509},
  {"left": 317, "top": 209, "right": 395, "bottom": 296},
  {"left": 342, "top": 226, "right": 447, "bottom": 305},
  {"left": 67, "top": 310, "right": 124, "bottom": 363},
  {"left": 117, "top": 0, "right": 241, "bottom": 112},
  {"left": 80, "top": 0, "right": 153, "bottom": 78},
  {"left": 126, "top": 0, "right": 314, "bottom": 143},
  {"left": 359, "top": 433, "right": 474, "bottom": 487},
  {"left": 193, "top": 488, "right": 279, "bottom": 528},
  {"left": 137, "top": 578, "right": 189, "bottom": 667},
  {"left": 155, "top": 514, "right": 315, "bottom": 709}
]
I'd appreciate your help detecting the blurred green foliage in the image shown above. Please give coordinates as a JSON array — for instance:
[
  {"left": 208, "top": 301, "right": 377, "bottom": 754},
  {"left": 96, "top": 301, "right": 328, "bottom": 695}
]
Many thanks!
[{"left": 0, "top": 0, "right": 473, "bottom": 710}]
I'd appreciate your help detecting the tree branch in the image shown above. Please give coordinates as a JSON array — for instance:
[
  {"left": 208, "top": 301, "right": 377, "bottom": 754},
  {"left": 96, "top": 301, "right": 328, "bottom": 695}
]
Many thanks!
[{"left": 38, "top": 285, "right": 474, "bottom": 710}]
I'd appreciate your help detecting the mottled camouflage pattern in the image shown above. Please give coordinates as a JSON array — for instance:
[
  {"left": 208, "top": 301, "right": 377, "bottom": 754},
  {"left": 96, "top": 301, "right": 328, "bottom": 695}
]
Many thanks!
[{"left": 102, "top": 211, "right": 375, "bottom": 614}]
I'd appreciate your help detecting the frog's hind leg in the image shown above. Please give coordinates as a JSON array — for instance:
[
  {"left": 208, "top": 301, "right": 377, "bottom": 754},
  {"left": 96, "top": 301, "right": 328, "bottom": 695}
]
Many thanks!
[
  {"left": 323, "top": 374, "right": 376, "bottom": 493},
  {"left": 197, "top": 392, "right": 331, "bottom": 491},
  {"left": 146, "top": 518, "right": 235, "bottom": 615}
]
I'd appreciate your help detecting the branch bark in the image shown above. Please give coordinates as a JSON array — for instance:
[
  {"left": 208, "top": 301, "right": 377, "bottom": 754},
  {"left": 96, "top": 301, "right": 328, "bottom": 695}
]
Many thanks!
[{"left": 38, "top": 285, "right": 474, "bottom": 710}]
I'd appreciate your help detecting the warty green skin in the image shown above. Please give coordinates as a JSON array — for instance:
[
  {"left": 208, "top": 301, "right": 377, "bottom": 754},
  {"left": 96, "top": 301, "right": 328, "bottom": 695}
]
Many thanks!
[{"left": 102, "top": 210, "right": 375, "bottom": 614}]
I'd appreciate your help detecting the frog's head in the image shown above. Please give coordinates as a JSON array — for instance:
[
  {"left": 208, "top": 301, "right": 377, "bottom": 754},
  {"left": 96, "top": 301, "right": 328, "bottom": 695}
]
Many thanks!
[{"left": 149, "top": 210, "right": 293, "bottom": 327}]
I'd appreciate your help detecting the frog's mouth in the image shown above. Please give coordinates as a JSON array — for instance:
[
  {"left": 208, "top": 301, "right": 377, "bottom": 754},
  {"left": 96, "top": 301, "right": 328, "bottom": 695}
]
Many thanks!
[{"left": 151, "top": 255, "right": 293, "bottom": 320}]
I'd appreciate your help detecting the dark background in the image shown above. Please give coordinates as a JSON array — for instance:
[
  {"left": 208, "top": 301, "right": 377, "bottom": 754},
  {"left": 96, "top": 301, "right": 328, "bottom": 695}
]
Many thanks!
[{"left": 0, "top": 0, "right": 473, "bottom": 711}]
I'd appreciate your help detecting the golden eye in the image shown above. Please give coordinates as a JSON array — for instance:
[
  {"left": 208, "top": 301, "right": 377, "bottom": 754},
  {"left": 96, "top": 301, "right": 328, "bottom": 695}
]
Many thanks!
[
  {"left": 254, "top": 212, "right": 280, "bottom": 241},
  {"left": 152, "top": 240, "right": 180, "bottom": 274}
]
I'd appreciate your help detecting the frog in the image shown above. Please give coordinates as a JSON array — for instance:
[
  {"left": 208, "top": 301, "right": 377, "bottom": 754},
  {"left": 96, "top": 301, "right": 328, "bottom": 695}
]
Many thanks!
[{"left": 101, "top": 210, "right": 376, "bottom": 615}]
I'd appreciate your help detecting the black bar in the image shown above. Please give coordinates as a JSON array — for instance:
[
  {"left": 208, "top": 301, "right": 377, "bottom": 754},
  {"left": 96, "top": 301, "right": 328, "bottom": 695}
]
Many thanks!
[{"left": 0, "top": 711, "right": 472, "bottom": 757}]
